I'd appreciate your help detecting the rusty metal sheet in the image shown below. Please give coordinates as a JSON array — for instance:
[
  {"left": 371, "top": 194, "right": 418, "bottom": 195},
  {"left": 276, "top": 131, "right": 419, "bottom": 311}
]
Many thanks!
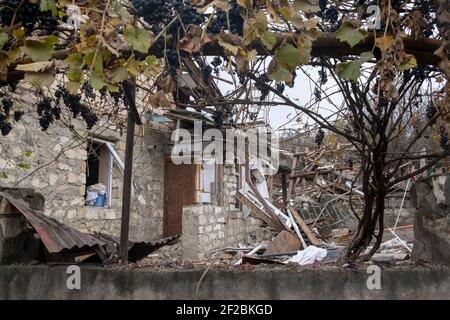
[
  {"left": 0, "top": 191, "right": 107, "bottom": 253},
  {"left": 0, "top": 191, "right": 180, "bottom": 262}
]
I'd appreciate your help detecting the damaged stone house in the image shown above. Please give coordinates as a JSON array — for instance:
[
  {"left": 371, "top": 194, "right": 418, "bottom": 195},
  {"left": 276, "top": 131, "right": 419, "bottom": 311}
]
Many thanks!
[{"left": 0, "top": 85, "right": 276, "bottom": 261}]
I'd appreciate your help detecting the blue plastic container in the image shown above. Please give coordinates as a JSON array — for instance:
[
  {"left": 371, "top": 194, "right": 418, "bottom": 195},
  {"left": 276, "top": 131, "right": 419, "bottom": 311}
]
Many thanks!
[{"left": 95, "top": 194, "right": 106, "bottom": 207}]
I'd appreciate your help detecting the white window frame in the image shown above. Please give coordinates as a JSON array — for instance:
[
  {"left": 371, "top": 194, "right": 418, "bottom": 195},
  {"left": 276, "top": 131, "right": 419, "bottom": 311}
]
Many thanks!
[{"left": 87, "top": 138, "right": 123, "bottom": 208}]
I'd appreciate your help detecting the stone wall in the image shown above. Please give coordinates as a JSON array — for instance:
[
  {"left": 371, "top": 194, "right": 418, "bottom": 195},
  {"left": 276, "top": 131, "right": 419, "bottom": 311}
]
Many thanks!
[
  {"left": 182, "top": 204, "right": 275, "bottom": 260},
  {"left": 0, "top": 89, "right": 169, "bottom": 241},
  {"left": 2, "top": 265, "right": 450, "bottom": 300},
  {"left": 410, "top": 174, "right": 450, "bottom": 266}
]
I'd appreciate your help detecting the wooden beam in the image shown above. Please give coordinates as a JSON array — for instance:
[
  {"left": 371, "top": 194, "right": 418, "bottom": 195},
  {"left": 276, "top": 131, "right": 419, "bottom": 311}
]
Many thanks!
[
  {"left": 281, "top": 173, "right": 288, "bottom": 208},
  {"left": 119, "top": 80, "right": 137, "bottom": 263},
  {"left": 289, "top": 207, "right": 323, "bottom": 247},
  {"left": 4, "top": 33, "right": 446, "bottom": 84}
]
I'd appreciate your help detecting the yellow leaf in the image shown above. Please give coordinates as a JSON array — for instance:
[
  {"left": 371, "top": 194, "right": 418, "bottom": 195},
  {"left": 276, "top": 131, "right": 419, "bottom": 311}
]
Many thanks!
[{"left": 375, "top": 35, "right": 393, "bottom": 51}]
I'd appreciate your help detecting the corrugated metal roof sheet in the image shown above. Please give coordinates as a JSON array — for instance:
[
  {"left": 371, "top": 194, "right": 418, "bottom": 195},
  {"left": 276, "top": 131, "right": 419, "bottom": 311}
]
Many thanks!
[
  {"left": 0, "top": 191, "right": 107, "bottom": 253},
  {"left": 0, "top": 191, "right": 179, "bottom": 262}
]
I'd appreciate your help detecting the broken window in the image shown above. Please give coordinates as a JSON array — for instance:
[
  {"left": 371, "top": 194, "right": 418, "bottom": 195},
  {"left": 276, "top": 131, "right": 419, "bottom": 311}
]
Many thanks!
[{"left": 85, "top": 138, "right": 123, "bottom": 208}]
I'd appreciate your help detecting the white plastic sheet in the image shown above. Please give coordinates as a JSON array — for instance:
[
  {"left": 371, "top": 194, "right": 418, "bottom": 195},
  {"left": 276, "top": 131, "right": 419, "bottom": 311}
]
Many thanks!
[{"left": 288, "top": 246, "right": 328, "bottom": 265}]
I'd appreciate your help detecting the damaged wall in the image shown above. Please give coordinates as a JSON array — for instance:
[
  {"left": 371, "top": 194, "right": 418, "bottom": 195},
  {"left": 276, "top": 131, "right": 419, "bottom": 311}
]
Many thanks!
[
  {"left": 182, "top": 204, "right": 274, "bottom": 260},
  {"left": 410, "top": 174, "right": 450, "bottom": 266},
  {"left": 0, "top": 89, "right": 169, "bottom": 242}
]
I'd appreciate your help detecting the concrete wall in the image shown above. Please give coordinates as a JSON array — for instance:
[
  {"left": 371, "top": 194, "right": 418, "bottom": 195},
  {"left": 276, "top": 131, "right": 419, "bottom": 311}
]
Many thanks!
[
  {"left": 0, "top": 89, "right": 169, "bottom": 241},
  {"left": 0, "top": 265, "right": 449, "bottom": 300}
]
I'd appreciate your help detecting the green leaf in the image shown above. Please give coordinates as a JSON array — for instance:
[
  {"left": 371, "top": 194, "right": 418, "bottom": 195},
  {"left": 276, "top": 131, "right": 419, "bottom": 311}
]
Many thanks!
[
  {"left": 90, "top": 71, "right": 107, "bottom": 90},
  {"left": 0, "top": 31, "right": 8, "bottom": 49},
  {"left": 293, "top": 0, "right": 320, "bottom": 13},
  {"left": 108, "top": 66, "right": 129, "bottom": 83},
  {"left": 24, "top": 72, "right": 55, "bottom": 86},
  {"left": 124, "top": 26, "right": 152, "bottom": 53},
  {"left": 65, "top": 53, "right": 83, "bottom": 69},
  {"left": 336, "top": 51, "right": 374, "bottom": 82},
  {"left": 268, "top": 65, "right": 291, "bottom": 82},
  {"left": 259, "top": 31, "right": 277, "bottom": 51},
  {"left": 66, "top": 81, "right": 81, "bottom": 94},
  {"left": 399, "top": 55, "right": 417, "bottom": 71},
  {"left": 22, "top": 35, "right": 58, "bottom": 61},
  {"left": 335, "top": 23, "right": 368, "bottom": 48},
  {"left": 24, "top": 150, "right": 33, "bottom": 157},
  {"left": 40, "top": 0, "right": 57, "bottom": 16},
  {"left": 13, "top": 28, "right": 25, "bottom": 41},
  {"left": 275, "top": 44, "right": 301, "bottom": 71}
]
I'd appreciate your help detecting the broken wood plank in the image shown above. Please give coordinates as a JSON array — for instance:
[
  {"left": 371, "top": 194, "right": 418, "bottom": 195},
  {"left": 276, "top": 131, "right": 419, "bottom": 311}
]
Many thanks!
[{"left": 289, "top": 207, "right": 323, "bottom": 246}]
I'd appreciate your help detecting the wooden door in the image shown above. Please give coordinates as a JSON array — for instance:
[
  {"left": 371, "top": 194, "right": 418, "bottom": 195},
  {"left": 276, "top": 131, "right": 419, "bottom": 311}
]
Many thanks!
[{"left": 163, "top": 157, "right": 196, "bottom": 236}]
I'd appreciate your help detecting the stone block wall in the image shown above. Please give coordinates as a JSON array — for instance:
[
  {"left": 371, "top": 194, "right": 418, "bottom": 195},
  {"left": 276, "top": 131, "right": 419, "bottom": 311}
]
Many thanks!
[
  {"left": 182, "top": 205, "right": 275, "bottom": 260},
  {"left": 0, "top": 89, "right": 168, "bottom": 242},
  {"left": 410, "top": 174, "right": 450, "bottom": 266}
]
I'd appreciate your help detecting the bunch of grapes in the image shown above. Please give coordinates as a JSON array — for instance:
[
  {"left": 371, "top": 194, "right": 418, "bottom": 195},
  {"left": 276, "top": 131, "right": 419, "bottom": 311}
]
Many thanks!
[
  {"left": 13, "top": 110, "right": 24, "bottom": 122},
  {"left": 164, "top": 49, "right": 180, "bottom": 76},
  {"left": 54, "top": 87, "right": 98, "bottom": 130},
  {"left": 315, "top": 129, "right": 325, "bottom": 146},
  {"left": 212, "top": 110, "right": 224, "bottom": 129},
  {"left": 36, "top": 96, "right": 55, "bottom": 131},
  {"left": 319, "top": 0, "right": 327, "bottom": 12},
  {"left": 207, "top": 9, "right": 227, "bottom": 34},
  {"left": 0, "top": 0, "right": 58, "bottom": 36},
  {"left": 0, "top": 115, "right": 12, "bottom": 136},
  {"left": 201, "top": 65, "right": 212, "bottom": 82},
  {"left": 1, "top": 97, "right": 13, "bottom": 115},
  {"left": 211, "top": 57, "right": 222, "bottom": 75},
  {"left": 439, "top": 128, "right": 449, "bottom": 151},
  {"left": 314, "top": 87, "right": 321, "bottom": 100},
  {"left": 238, "top": 73, "right": 246, "bottom": 85},
  {"left": 208, "top": 1, "right": 243, "bottom": 36},
  {"left": 131, "top": 0, "right": 205, "bottom": 34},
  {"left": 81, "top": 82, "right": 95, "bottom": 99},
  {"left": 318, "top": 70, "right": 328, "bottom": 85},
  {"left": 276, "top": 82, "right": 285, "bottom": 94},
  {"left": 255, "top": 74, "right": 270, "bottom": 101}
]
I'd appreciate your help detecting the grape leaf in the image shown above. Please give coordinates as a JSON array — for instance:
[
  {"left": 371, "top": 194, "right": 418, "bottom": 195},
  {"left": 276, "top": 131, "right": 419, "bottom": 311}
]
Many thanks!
[
  {"left": 16, "top": 61, "right": 54, "bottom": 72},
  {"left": 124, "top": 25, "right": 153, "bottom": 53},
  {"left": 336, "top": 52, "right": 374, "bottom": 82},
  {"left": 24, "top": 72, "right": 55, "bottom": 87},
  {"left": 0, "top": 31, "right": 7, "bottom": 49},
  {"left": 335, "top": 23, "right": 368, "bottom": 48},
  {"left": 399, "top": 55, "right": 417, "bottom": 71},
  {"left": 40, "top": 0, "right": 57, "bottom": 16},
  {"left": 293, "top": 0, "right": 320, "bottom": 13},
  {"left": 259, "top": 31, "right": 277, "bottom": 51},
  {"left": 22, "top": 36, "right": 58, "bottom": 61},
  {"left": 90, "top": 70, "right": 108, "bottom": 90},
  {"left": 275, "top": 44, "right": 301, "bottom": 71}
]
